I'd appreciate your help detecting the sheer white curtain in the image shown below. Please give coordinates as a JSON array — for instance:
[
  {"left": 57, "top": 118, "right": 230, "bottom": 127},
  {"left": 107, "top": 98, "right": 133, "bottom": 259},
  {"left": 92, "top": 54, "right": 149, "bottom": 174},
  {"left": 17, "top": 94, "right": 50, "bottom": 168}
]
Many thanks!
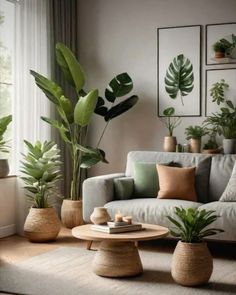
[{"left": 14, "top": 0, "right": 52, "bottom": 233}]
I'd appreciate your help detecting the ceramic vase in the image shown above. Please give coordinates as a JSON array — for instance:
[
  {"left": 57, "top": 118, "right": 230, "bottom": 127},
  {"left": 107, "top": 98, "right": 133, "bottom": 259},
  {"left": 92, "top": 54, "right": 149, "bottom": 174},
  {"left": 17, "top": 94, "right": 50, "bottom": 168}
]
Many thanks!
[
  {"left": 0, "top": 159, "right": 9, "bottom": 178},
  {"left": 90, "top": 207, "right": 111, "bottom": 225},
  {"left": 190, "top": 139, "right": 201, "bottom": 153},
  {"left": 24, "top": 207, "right": 61, "bottom": 242},
  {"left": 223, "top": 139, "right": 236, "bottom": 154},
  {"left": 61, "top": 199, "right": 84, "bottom": 229},
  {"left": 171, "top": 241, "right": 213, "bottom": 286},
  {"left": 163, "top": 136, "right": 177, "bottom": 152}
]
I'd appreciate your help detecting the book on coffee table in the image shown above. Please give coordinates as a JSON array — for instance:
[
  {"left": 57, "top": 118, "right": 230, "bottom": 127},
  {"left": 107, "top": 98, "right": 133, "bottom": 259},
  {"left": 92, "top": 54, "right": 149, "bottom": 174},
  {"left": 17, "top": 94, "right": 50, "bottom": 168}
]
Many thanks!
[{"left": 91, "top": 223, "right": 143, "bottom": 234}]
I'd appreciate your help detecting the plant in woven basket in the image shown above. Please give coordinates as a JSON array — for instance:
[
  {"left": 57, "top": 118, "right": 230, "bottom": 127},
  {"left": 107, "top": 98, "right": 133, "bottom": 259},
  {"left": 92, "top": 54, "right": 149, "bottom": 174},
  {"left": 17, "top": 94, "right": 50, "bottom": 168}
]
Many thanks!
[
  {"left": 20, "top": 140, "right": 62, "bottom": 208},
  {"left": 167, "top": 207, "right": 224, "bottom": 243}
]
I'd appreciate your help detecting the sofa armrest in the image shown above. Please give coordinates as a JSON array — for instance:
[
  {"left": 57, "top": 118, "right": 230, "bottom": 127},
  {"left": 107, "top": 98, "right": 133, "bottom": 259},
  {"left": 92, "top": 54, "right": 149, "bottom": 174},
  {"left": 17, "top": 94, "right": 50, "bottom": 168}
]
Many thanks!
[{"left": 82, "top": 173, "right": 125, "bottom": 223}]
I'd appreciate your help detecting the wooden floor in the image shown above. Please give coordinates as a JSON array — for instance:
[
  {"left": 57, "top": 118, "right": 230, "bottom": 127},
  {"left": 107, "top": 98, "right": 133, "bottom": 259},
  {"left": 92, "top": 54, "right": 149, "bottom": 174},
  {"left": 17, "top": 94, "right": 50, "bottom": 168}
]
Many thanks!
[{"left": 0, "top": 228, "right": 235, "bottom": 267}]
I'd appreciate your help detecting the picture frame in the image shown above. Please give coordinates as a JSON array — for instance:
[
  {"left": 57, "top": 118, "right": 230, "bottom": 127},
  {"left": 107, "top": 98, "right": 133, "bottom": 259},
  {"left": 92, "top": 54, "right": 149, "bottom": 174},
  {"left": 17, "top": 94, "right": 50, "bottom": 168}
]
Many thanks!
[
  {"left": 157, "top": 25, "right": 201, "bottom": 117},
  {"left": 206, "top": 23, "right": 236, "bottom": 65},
  {"left": 205, "top": 68, "right": 236, "bottom": 116}
]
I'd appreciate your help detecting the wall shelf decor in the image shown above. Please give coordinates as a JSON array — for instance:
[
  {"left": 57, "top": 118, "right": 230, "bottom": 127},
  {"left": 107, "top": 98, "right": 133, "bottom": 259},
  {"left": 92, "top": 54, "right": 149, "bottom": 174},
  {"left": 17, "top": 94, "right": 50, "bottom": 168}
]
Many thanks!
[
  {"left": 157, "top": 25, "right": 201, "bottom": 117},
  {"left": 205, "top": 68, "right": 236, "bottom": 116},
  {"left": 206, "top": 23, "right": 236, "bottom": 65}
]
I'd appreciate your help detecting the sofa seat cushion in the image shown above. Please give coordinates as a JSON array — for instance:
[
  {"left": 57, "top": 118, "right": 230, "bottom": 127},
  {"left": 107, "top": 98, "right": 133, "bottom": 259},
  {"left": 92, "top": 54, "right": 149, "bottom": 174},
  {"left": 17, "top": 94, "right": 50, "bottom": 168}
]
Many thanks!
[
  {"left": 199, "top": 202, "right": 236, "bottom": 241},
  {"left": 105, "top": 198, "right": 202, "bottom": 228}
]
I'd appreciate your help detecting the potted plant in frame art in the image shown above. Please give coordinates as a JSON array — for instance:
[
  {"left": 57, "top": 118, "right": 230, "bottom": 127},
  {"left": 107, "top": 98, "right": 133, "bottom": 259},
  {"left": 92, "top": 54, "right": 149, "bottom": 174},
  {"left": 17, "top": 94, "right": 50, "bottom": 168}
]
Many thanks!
[
  {"left": 0, "top": 115, "right": 12, "bottom": 177},
  {"left": 160, "top": 107, "right": 181, "bottom": 152},
  {"left": 21, "top": 140, "right": 62, "bottom": 242},
  {"left": 167, "top": 207, "right": 224, "bottom": 286},
  {"left": 30, "top": 43, "right": 139, "bottom": 228}
]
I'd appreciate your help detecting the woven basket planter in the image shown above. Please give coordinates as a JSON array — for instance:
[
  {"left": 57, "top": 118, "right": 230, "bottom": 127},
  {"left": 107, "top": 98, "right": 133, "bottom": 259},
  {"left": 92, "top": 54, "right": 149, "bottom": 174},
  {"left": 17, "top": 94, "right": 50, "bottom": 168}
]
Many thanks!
[
  {"left": 24, "top": 207, "right": 61, "bottom": 242},
  {"left": 171, "top": 241, "right": 213, "bottom": 286},
  {"left": 61, "top": 199, "right": 84, "bottom": 229}
]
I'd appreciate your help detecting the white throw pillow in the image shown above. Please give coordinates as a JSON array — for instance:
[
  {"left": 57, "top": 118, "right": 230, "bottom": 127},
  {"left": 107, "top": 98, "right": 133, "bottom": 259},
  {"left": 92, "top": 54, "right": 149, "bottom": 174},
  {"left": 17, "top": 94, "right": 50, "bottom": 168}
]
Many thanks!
[{"left": 220, "top": 161, "right": 236, "bottom": 202}]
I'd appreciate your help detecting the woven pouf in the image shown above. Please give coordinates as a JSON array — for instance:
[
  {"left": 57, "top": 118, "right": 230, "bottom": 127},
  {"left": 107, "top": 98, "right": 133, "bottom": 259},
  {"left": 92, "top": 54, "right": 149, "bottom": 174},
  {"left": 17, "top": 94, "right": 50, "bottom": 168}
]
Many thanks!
[
  {"left": 171, "top": 241, "right": 213, "bottom": 286},
  {"left": 24, "top": 207, "right": 61, "bottom": 242}
]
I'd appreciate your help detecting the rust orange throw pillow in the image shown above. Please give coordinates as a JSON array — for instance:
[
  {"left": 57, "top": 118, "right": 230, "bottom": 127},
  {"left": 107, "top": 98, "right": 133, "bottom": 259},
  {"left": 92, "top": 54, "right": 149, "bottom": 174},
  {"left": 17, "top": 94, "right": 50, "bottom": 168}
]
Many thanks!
[{"left": 156, "top": 164, "right": 197, "bottom": 201}]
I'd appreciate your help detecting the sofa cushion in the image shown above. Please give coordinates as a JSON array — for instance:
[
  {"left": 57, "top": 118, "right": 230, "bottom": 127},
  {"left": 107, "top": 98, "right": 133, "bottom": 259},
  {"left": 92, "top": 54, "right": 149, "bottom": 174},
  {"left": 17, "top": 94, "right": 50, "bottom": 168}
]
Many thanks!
[
  {"left": 105, "top": 198, "right": 202, "bottom": 227},
  {"left": 156, "top": 165, "right": 197, "bottom": 201},
  {"left": 126, "top": 152, "right": 211, "bottom": 203},
  {"left": 209, "top": 155, "right": 236, "bottom": 201},
  {"left": 199, "top": 202, "right": 236, "bottom": 241},
  {"left": 114, "top": 177, "right": 134, "bottom": 200},
  {"left": 133, "top": 162, "right": 158, "bottom": 198},
  {"left": 220, "top": 161, "right": 236, "bottom": 202}
]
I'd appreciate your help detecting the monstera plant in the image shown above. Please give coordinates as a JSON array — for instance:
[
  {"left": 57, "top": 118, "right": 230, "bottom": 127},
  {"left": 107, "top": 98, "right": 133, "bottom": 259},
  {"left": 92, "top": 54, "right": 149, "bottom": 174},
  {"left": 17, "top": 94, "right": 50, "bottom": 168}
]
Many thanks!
[
  {"left": 30, "top": 42, "right": 139, "bottom": 228},
  {"left": 165, "top": 54, "right": 194, "bottom": 106}
]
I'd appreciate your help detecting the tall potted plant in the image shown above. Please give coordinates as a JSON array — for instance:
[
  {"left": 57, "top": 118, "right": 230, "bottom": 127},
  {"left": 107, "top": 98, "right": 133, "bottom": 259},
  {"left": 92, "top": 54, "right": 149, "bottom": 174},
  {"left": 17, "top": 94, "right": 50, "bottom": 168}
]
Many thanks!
[
  {"left": 185, "top": 125, "right": 208, "bottom": 153},
  {"left": 30, "top": 43, "right": 139, "bottom": 228},
  {"left": 21, "top": 140, "right": 62, "bottom": 242},
  {"left": 160, "top": 107, "right": 181, "bottom": 152},
  {"left": 204, "top": 79, "right": 236, "bottom": 154},
  {"left": 167, "top": 207, "right": 223, "bottom": 286},
  {"left": 0, "top": 115, "right": 12, "bottom": 177}
]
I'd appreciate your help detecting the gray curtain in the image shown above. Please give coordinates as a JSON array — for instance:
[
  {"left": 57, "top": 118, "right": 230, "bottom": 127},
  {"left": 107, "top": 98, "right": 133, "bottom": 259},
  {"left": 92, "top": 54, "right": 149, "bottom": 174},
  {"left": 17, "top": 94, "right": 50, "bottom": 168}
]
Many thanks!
[{"left": 49, "top": 0, "right": 84, "bottom": 198}]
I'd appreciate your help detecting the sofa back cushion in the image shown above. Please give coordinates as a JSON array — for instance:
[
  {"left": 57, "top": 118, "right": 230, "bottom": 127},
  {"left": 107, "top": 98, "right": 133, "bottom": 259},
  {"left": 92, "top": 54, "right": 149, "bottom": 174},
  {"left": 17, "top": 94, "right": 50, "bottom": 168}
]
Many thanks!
[
  {"left": 126, "top": 151, "right": 212, "bottom": 203},
  {"left": 209, "top": 155, "right": 236, "bottom": 201}
]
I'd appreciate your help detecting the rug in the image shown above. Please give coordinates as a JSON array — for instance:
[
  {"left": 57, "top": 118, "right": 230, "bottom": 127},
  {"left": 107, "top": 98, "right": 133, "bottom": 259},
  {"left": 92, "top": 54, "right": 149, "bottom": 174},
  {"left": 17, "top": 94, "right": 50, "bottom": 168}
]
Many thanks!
[{"left": 0, "top": 247, "right": 236, "bottom": 295}]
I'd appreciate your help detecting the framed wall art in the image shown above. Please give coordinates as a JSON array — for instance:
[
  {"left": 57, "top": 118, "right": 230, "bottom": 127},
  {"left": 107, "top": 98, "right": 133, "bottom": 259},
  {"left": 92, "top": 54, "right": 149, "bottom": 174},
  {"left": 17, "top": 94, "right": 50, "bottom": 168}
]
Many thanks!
[
  {"left": 157, "top": 25, "right": 201, "bottom": 117},
  {"left": 205, "top": 68, "right": 236, "bottom": 116},
  {"left": 206, "top": 23, "right": 236, "bottom": 65}
]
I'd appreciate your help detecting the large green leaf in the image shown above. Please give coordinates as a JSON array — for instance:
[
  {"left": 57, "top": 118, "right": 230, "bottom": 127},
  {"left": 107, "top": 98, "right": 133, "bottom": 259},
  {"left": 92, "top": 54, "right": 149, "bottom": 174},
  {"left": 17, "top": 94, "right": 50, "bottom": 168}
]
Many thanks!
[
  {"left": 30, "top": 70, "right": 62, "bottom": 105},
  {"left": 104, "top": 95, "right": 138, "bottom": 121},
  {"left": 165, "top": 54, "right": 194, "bottom": 106},
  {"left": 56, "top": 43, "right": 85, "bottom": 92},
  {"left": 58, "top": 95, "right": 74, "bottom": 123},
  {"left": 41, "top": 117, "right": 71, "bottom": 143},
  {"left": 74, "top": 89, "right": 98, "bottom": 127},
  {"left": 105, "top": 73, "right": 133, "bottom": 102}
]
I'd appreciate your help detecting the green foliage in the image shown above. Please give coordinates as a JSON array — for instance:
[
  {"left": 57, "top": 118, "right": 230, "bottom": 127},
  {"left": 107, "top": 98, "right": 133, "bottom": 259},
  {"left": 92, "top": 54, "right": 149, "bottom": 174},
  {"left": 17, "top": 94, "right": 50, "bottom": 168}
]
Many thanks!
[
  {"left": 20, "top": 140, "right": 62, "bottom": 208},
  {"left": 203, "top": 127, "right": 219, "bottom": 150},
  {"left": 165, "top": 54, "right": 194, "bottom": 106},
  {"left": 210, "top": 79, "right": 229, "bottom": 105},
  {"left": 161, "top": 107, "right": 181, "bottom": 136},
  {"left": 30, "top": 43, "right": 139, "bottom": 200},
  {"left": 213, "top": 41, "right": 228, "bottom": 53},
  {"left": 185, "top": 125, "right": 208, "bottom": 140},
  {"left": 0, "top": 114, "right": 12, "bottom": 154},
  {"left": 167, "top": 207, "right": 224, "bottom": 243}
]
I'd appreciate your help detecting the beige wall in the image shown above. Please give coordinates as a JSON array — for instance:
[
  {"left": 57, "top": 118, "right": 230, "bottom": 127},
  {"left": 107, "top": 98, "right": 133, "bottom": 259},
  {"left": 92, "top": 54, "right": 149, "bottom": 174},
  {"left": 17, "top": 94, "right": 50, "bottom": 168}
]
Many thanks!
[{"left": 78, "top": 0, "right": 236, "bottom": 175}]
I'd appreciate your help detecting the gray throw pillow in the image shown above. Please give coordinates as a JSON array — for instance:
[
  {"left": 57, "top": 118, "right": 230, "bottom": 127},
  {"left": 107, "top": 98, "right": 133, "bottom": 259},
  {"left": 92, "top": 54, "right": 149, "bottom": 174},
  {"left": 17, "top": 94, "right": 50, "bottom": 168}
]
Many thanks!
[
  {"left": 220, "top": 161, "right": 236, "bottom": 202},
  {"left": 114, "top": 177, "right": 134, "bottom": 200}
]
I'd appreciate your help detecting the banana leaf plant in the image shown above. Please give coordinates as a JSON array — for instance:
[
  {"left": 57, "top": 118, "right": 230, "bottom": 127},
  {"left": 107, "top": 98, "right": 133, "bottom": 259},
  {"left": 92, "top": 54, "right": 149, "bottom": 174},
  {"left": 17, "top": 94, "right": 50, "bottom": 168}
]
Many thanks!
[{"left": 30, "top": 43, "right": 139, "bottom": 201}]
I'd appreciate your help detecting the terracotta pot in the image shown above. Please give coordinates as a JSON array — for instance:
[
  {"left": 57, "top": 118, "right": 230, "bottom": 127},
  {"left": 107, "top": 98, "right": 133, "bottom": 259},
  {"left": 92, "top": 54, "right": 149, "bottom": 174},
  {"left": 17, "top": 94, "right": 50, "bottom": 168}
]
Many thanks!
[
  {"left": 223, "top": 139, "right": 236, "bottom": 154},
  {"left": 90, "top": 207, "right": 111, "bottom": 225},
  {"left": 171, "top": 241, "right": 213, "bottom": 286},
  {"left": 61, "top": 199, "right": 83, "bottom": 228},
  {"left": 24, "top": 207, "right": 61, "bottom": 242},
  {"left": 163, "top": 136, "right": 177, "bottom": 152},
  {"left": 215, "top": 52, "right": 225, "bottom": 58},
  {"left": 0, "top": 159, "right": 9, "bottom": 178},
  {"left": 202, "top": 148, "right": 221, "bottom": 154},
  {"left": 190, "top": 138, "right": 201, "bottom": 153}
]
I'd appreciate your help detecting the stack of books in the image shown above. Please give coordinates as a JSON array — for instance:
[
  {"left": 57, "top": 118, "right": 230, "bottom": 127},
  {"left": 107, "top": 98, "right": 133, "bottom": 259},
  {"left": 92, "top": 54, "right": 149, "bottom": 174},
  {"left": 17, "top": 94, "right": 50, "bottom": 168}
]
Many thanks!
[{"left": 91, "top": 221, "right": 143, "bottom": 234}]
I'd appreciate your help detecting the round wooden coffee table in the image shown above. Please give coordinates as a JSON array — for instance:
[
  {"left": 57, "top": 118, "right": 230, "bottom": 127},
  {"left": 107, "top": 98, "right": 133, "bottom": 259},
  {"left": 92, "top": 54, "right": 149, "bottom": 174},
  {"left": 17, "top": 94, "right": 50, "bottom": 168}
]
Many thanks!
[{"left": 72, "top": 223, "right": 169, "bottom": 277}]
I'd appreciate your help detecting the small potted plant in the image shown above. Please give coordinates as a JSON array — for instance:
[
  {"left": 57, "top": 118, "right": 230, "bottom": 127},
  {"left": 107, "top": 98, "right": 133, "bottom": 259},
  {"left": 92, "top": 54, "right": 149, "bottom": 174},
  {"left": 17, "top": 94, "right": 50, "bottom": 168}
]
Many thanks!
[
  {"left": 21, "top": 140, "right": 62, "bottom": 242},
  {"left": 167, "top": 207, "right": 224, "bottom": 286},
  {"left": 0, "top": 115, "right": 12, "bottom": 177},
  {"left": 160, "top": 107, "right": 181, "bottom": 152},
  {"left": 185, "top": 125, "right": 208, "bottom": 153},
  {"left": 212, "top": 41, "right": 228, "bottom": 58},
  {"left": 202, "top": 127, "right": 221, "bottom": 154}
]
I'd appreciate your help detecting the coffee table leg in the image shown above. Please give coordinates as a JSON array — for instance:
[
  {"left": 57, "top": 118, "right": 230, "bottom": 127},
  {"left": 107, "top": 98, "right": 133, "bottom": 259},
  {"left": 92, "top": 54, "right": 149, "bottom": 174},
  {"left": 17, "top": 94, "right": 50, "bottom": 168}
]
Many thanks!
[{"left": 92, "top": 241, "right": 143, "bottom": 277}]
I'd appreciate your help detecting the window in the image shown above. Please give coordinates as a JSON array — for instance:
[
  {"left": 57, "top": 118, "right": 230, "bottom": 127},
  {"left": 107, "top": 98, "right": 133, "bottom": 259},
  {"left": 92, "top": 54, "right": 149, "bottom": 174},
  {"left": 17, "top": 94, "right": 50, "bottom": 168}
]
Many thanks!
[{"left": 0, "top": 0, "right": 15, "bottom": 172}]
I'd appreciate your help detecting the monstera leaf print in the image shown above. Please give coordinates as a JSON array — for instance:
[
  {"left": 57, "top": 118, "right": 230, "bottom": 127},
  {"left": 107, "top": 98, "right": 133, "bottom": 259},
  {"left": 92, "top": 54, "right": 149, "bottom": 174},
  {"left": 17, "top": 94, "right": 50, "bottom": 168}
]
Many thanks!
[{"left": 165, "top": 54, "right": 194, "bottom": 106}]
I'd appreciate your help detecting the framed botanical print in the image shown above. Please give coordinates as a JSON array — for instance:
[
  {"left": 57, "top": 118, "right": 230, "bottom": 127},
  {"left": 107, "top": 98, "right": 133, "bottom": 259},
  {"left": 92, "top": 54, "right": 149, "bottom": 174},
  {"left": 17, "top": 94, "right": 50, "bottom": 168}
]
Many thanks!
[
  {"left": 205, "top": 68, "right": 236, "bottom": 116},
  {"left": 206, "top": 23, "right": 236, "bottom": 65},
  {"left": 157, "top": 25, "right": 201, "bottom": 117}
]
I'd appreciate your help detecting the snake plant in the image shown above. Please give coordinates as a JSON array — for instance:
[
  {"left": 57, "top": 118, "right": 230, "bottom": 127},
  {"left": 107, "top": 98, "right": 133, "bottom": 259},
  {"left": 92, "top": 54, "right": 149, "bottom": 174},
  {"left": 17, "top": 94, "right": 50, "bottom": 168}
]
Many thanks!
[
  {"left": 20, "top": 140, "right": 62, "bottom": 208},
  {"left": 167, "top": 207, "right": 224, "bottom": 243},
  {"left": 165, "top": 54, "right": 194, "bottom": 106}
]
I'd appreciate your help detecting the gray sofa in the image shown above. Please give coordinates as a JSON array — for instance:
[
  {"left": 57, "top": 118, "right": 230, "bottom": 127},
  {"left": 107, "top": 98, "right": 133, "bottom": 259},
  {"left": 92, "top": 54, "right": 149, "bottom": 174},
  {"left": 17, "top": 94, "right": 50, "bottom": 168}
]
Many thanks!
[{"left": 83, "top": 151, "right": 236, "bottom": 242}]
